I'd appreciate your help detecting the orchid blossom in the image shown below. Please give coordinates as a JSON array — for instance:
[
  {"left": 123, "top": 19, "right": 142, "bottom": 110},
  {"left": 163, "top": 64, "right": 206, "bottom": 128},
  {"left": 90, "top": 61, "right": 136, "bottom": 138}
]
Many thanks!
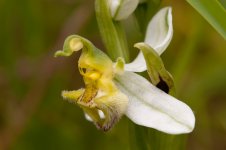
[{"left": 54, "top": 7, "right": 195, "bottom": 134}]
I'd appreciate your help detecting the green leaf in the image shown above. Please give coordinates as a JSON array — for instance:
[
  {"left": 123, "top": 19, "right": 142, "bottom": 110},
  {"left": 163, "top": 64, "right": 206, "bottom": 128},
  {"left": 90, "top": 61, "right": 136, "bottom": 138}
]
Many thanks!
[
  {"left": 219, "top": 0, "right": 226, "bottom": 9},
  {"left": 186, "top": 0, "right": 226, "bottom": 39}
]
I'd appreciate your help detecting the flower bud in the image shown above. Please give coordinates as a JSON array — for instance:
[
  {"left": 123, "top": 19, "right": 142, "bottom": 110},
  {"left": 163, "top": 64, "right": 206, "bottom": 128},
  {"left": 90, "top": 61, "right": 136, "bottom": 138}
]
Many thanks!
[{"left": 108, "top": 0, "right": 139, "bottom": 20}]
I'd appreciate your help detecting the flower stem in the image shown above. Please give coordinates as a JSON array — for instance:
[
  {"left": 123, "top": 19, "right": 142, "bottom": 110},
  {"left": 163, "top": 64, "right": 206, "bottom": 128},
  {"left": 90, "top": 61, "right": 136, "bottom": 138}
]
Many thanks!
[
  {"left": 129, "top": 123, "right": 149, "bottom": 150},
  {"left": 147, "top": 129, "right": 187, "bottom": 150},
  {"left": 95, "top": 0, "right": 129, "bottom": 61}
]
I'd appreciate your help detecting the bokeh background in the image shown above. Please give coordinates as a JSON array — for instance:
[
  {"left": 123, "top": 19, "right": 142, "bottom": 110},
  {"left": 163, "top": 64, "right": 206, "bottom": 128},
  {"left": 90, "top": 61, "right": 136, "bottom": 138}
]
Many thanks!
[{"left": 0, "top": 0, "right": 226, "bottom": 150}]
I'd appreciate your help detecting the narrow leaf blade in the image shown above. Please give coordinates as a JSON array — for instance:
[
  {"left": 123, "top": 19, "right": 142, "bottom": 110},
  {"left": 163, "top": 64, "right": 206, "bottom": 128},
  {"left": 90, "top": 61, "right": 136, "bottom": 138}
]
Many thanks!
[{"left": 186, "top": 0, "right": 226, "bottom": 39}]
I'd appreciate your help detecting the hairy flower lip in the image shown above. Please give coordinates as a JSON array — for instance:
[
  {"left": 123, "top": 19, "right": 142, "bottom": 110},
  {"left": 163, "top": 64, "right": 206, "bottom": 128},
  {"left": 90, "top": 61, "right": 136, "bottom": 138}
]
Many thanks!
[{"left": 55, "top": 35, "right": 129, "bottom": 131}]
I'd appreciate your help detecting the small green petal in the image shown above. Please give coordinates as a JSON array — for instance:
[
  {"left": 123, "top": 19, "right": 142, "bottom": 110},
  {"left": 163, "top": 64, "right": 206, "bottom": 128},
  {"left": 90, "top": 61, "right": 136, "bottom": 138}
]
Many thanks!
[
  {"left": 114, "top": 57, "right": 125, "bottom": 75},
  {"left": 134, "top": 42, "right": 175, "bottom": 95}
]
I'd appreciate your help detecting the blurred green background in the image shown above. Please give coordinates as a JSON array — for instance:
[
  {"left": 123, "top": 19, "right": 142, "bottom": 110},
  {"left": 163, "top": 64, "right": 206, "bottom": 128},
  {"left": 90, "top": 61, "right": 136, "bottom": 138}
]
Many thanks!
[{"left": 0, "top": 0, "right": 226, "bottom": 150}]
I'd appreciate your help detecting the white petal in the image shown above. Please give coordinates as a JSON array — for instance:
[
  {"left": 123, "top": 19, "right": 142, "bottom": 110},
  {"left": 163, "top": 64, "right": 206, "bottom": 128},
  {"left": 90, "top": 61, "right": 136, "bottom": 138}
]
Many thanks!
[
  {"left": 108, "top": 0, "right": 139, "bottom": 20},
  {"left": 145, "top": 7, "right": 173, "bottom": 55},
  {"left": 84, "top": 110, "right": 105, "bottom": 122},
  {"left": 124, "top": 7, "right": 173, "bottom": 72},
  {"left": 115, "top": 72, "right": 195, "bottom": 134}
]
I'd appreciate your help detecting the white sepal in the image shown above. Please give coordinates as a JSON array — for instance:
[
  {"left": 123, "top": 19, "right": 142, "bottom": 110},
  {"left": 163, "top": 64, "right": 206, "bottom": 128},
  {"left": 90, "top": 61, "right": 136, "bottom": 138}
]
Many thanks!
[
  {"left": 108, "top": 0, "right": 139, "bottom": 20},
  {"left": 145, "top": 7, "right": 173, "bottom": 55},
  {"left": 115, "top": 71, "right": 195, "bottom": 134},
  {"left": 124, "top": 7, "right": 173, "bottom": 72}
]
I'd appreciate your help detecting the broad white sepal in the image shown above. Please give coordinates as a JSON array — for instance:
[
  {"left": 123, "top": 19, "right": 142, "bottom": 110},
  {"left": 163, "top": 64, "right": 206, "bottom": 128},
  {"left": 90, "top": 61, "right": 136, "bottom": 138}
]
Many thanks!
[
  {"left": 108, "top": 0, "right": 139, "bottom": 20},
  {"left": 115, "top": 72, "right": 195, "bottom": 134},
  {"left": 145, "top": 7, "right": 173, "bottom": 55},
  {"left": 124, "top": 7, "right": 173, "bottom": 72}
]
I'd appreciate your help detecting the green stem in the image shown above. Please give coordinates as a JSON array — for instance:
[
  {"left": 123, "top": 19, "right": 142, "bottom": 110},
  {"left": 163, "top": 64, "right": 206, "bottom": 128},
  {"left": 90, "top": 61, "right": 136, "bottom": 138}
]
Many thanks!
[
  {"left": 95, "top": 0, "right": 129, "bottom": 61},
  {"left": 148, "top": 129, "right": 187, "bottom": 150},
  {"left": 129, "top": 123, "right": 149, "bottom": 150}
]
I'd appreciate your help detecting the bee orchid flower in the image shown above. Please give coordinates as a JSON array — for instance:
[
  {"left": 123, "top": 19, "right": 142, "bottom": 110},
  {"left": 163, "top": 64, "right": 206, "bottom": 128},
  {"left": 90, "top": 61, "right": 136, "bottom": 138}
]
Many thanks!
[{"left": 54, "top": 7, "right": 195, "bottom": 134}]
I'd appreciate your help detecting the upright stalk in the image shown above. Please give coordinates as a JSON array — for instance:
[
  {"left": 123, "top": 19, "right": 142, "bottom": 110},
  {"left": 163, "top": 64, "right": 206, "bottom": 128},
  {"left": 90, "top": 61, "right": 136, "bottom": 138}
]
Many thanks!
[{"left": 95, "top": 0, "right": 129, "bottom": 62}]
